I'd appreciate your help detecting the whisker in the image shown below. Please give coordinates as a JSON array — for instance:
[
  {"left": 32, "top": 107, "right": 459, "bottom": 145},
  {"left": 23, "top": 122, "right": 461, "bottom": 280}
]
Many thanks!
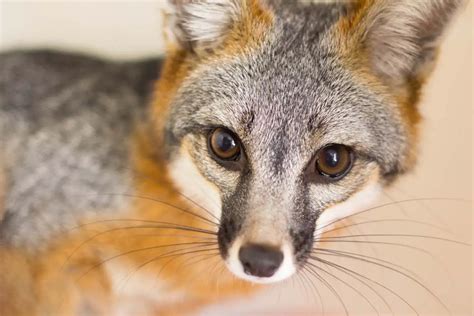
[
  {"left": 316, "top": 198, "right": 470, "bottom": 233},
  {"left": 310, "top": 252, "right": 412, "bottom": 315},
  {"left": 179, "top": 251, "right": 221, "bottom": 290},
  {"left": 306, "top": 261, "right": 380, "bottom": 315},
  {"left": 312, "top": 248, "right": 420, "bottom": 279},
  {"left": 318, "top": 234, "right": 470, "bottom": 246},
  {"left": 314, "top": 254, "right": 451, "bottom": 315},
  {"left": 67, "top": 218, "right": 217, "bottom": 234},
  {"left": 313, "top": 239, "right": 445, "bottom": 257},
  {"left": 152, "top": 247, "right": 220, "bottom": 278},
  {"left": 317, "top": 254, "right": 395, "bottom": 315},
  {"left": 150, "top": 248, "right": 221, "bottom": 291},
  {"left": 321, "top": 218, "right": 454, "bottom": 237},
  {"left": 295, "top": 270, "right": 312, "bottom": 304},
  {"left": 299, "top": 269, "right": 325, "bottom": 315},
  {"left": 178, "top": 251, "right": 220, "bottom": 270},
  {"left": 117, "top": 246, "right": 219, "bottom": 294},
  {"left": 384, "top": 187, "right": 452, "bottom": 231},
  {"left": 73, "top": 193, "right": 218, "bottom": 226},
  {"left": 304, "top": 265, "right": 349, "bottom": 316},
  {"left": 313, "top": 238, "right": 453, "bottom": 280},
  {"left": 62, "top": 224, "right": 217, "bottom": 270},
  {"left": 76, "top": 242, "right": 216, "bottom": 282},
  {"left": 311, "top": 256, "right": 420, "bottom": 315},
  {"left": 115, "top": 233, "right": 216, "bottom": 241}
]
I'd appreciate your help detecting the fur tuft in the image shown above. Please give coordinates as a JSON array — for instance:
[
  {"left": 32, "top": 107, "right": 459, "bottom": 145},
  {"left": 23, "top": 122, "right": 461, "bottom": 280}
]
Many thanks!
[{"left": 166, "top": 0, "right": 244, "bottom": 50}]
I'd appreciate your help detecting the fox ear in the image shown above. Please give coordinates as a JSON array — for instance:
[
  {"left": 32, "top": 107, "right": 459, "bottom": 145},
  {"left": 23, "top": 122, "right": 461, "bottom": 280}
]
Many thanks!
[
  {"left": 165, "top": 0, "right": 272, "bottom": 53},
  {"left": 165, "top": 0, "right": 245, "bottom": 52},
  {"left": 341, "top": 0, "right": 464, "bottom": 85}
]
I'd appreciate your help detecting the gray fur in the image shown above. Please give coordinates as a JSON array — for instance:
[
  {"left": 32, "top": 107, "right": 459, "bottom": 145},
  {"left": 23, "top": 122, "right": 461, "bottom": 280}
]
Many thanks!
[
  {"left": 0, "top": 50, "right": 161, "bottom": 251},
  {"left": 165, "top": 0, "right": 460, "bottom": 264}
]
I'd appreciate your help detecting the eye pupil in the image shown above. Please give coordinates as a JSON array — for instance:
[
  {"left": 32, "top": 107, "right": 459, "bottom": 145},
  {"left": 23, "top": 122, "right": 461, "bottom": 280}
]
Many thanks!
[
  {"left": 315, "top": 144, "right": 353, "bottom": 179},
  {"left": 323, "top": 148, "right": 340, "bottom": 168},
  {"left": 217, "top": 133, "right": 236, "bottom": 152},
  {"left": 209, "top": 128, "right": 241, "bottom": 160}
]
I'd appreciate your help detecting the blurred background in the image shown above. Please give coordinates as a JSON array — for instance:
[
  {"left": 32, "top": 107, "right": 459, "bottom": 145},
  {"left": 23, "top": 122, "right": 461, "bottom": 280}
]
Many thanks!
[{"left": 1, "top": 1, "right": 472, "bottom": 315}]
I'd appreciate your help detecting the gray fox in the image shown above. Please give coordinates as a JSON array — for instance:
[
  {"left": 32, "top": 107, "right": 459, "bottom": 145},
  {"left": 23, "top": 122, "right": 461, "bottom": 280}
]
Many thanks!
[{"left": 0, "top": 0, "right": 464, "bottom": 315}]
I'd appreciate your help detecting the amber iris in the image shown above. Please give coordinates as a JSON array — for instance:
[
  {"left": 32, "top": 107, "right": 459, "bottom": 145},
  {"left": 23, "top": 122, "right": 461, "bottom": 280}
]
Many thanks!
[
  {"left": 209, "top": 128, "right": 241, "bottom": 160},
  {"left": 315, "top": 144, "right": 353, "bottom": 179}
]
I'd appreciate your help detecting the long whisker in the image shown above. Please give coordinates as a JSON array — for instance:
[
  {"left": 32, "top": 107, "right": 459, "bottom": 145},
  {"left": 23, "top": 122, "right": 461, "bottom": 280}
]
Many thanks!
[
  {"left": 314, "top": 254, "right": 450, "bottom": 315},
  {"left": 313, "top": 248, "right": 421, "bottom": 279},
  {"left": 304, "top": 265, "right": 349, "bottom": 316},
  {"left": 169, "top": 251, "right": 223, "bottom": 291},
  {"left": 306, "top": 261, "right": 380, "bottom": 315},
  {"left": 313, "top": 239, "right": 444, "bottom": 257},
  {"left": 152, "top": 246, "right": 220, "bottom": 279},
  {"left": 321, "top": 218, "right": 454, "bottom": 237},
  {"left": 312, "top": 256, "right": 421, "bottom": 315},
  {"left": 76, "top": 241, "right": 216, "bottom": 281},
  {"left": 383, "top": 187, "right": 452, "bottom": 231},
  {"left": 315, "top": 254, "right": 395, "bottom": 315},
  {"left": 116, "top": 245, "right": 219, "bottom": 293},
  {"left": 313, "top": 238, "right": 452, "bottom": 278},
  {"left": 318, "top": 234, "right": 470, "bottom": 246},
  {"left": 316, "top": 198, "right": 470, "bottom": 233},
  {"left": 62, "top": 224, "right": 217, "bottom": 270},
  {"left": 67, "top": 218, "right": 217, "bottom": 234},
  {"left": 74, "top": 193, "right": 218, "bottom": 226},
  {"left": 299, "top": 269, "right": 325, "bottom": 315},
  {"left": 115, "top": 233, "right": 216, "bottom": 241},
  {"left": 151, "top": 247, "right": 221, "bottom": 291},
  {"left": 178, "top": 251, "right": 220, "bottom": 270},
  {"left": 294, "top": 271, "right": 310, "bottom": 303}
]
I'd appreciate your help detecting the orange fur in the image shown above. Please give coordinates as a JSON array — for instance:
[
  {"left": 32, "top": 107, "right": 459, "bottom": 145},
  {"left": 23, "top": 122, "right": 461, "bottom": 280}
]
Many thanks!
[
  {"left": 0, "top": 247, "right": 36, "bottom": 316},
  {"left": 219, "top": 0, "right": 274, "bottom": 55}
]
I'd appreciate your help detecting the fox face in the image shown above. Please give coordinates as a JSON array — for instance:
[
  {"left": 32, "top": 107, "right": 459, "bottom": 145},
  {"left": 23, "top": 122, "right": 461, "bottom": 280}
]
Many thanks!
[{"left": 155, "top": 0, "right": 462, "bottom": 284}]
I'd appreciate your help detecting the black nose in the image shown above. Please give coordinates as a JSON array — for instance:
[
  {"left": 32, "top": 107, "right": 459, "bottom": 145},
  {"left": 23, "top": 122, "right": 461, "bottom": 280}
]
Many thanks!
[{"left": 238, "top": 244, "right": 284, "bottom": 278}]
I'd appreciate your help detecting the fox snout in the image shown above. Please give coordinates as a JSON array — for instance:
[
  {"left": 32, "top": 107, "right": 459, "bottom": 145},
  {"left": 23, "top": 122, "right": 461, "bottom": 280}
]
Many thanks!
[{"left": 218, "top": 205, "right": 302, "bottom": 283}]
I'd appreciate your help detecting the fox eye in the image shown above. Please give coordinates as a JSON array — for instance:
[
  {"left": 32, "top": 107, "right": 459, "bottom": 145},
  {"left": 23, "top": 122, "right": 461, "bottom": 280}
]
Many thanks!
[
  {"left": 208, "top": 127, "right": 241, "bottom": 161},
  {"left": 315, "top": 144, "right": 353, "bottom": 180}
]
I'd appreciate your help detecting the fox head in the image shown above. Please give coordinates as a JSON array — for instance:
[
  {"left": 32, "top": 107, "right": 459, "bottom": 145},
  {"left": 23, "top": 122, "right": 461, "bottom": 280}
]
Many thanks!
[{"left": 151, "top": 0, "right": 462, "bottom": 284}]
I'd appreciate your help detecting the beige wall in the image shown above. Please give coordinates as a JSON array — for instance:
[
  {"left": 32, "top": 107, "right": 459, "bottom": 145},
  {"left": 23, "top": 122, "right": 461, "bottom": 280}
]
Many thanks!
[{"left": 1, "top": 1, "right": 472, "bottom": 315}]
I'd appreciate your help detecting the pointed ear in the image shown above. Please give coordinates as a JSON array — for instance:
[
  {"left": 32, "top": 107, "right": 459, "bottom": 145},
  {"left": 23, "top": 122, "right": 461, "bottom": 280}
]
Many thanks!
[
  {"left": 164, "top": 0, "right": 272, "bottom": 53},
  {"left": 340, "top": 0, "right": 464, "bottom": 85}
]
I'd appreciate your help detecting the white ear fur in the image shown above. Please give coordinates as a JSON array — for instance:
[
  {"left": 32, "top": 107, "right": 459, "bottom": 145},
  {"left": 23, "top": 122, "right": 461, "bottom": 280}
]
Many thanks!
[
  {"left": 165, "top": 0, "right": 244, "bottom": 50},
  {"left": 358, "top": 0, "right": 463, "bottom": 82}
]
